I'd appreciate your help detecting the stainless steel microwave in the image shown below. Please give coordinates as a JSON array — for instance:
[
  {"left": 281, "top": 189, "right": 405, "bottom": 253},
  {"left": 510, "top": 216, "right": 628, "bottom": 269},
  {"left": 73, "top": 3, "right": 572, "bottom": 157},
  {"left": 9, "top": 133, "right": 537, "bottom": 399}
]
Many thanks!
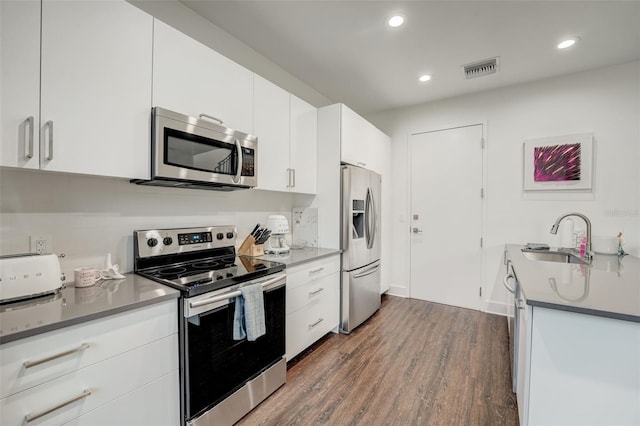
[{"left": 132, "top": 107, "right": 257, "bottom": 191}]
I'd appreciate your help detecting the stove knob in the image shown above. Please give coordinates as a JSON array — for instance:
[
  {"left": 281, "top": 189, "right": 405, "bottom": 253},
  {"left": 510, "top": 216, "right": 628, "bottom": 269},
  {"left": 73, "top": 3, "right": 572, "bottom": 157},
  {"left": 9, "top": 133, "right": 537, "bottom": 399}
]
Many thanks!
[
  {"left": 163, "top": 237, "right": 173, "bottom": 246},
  {"left": 147, "top": 238, "right": 158, "bottom": 247},
  {"left": 216, "top": 275, "right": 223, "bottom": 280},
  {"left": 216, "top": 233, "right": 224, "bottom": 240},
  {"left": 226, "top": 232, "right": 234, "bottom": 239},
  {"left": 226, "top": 272, "right": 234, "bottom": 278}
]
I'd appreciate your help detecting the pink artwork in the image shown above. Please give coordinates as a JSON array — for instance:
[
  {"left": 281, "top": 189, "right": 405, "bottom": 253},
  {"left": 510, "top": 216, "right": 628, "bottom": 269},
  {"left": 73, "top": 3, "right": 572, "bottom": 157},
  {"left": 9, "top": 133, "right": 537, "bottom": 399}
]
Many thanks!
[{"left": 533, "top": 143, "right": 581, "bottom": 182}]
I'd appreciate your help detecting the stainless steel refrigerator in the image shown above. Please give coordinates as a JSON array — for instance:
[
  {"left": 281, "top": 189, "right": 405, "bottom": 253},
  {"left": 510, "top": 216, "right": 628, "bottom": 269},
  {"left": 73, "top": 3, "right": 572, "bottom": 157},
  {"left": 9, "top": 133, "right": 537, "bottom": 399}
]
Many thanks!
[{"left": 340, "top": 164, "right": 381, "bottom": 334}]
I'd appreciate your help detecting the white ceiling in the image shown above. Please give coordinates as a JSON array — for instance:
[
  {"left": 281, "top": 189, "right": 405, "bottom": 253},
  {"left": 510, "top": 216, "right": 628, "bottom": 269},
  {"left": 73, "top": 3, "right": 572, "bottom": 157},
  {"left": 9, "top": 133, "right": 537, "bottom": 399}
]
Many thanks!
[{"left": 181, "top": 1, "right": 640, "bottom": 115}]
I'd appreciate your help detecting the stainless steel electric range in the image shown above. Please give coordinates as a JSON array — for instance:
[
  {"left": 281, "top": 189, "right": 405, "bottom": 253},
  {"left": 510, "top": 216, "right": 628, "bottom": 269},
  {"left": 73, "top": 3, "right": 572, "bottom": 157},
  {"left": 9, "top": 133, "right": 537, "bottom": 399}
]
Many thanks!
[{"left": 133, "top": 226, "right": 286, "bottom": 426}]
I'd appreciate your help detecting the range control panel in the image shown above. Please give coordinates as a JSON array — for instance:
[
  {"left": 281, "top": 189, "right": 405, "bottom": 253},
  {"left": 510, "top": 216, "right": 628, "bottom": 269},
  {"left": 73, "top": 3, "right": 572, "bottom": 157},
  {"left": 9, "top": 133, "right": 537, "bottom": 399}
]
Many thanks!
[{"left": 134, "top": 226, "right": 236, "bottom": 258}]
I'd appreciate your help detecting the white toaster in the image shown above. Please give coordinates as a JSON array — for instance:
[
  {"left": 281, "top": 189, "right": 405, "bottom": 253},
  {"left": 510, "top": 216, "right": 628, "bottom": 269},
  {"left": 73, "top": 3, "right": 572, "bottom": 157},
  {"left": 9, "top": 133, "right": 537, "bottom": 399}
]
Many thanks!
[{"left": 0, "top": 254, "right": 63, "bottom": 303}]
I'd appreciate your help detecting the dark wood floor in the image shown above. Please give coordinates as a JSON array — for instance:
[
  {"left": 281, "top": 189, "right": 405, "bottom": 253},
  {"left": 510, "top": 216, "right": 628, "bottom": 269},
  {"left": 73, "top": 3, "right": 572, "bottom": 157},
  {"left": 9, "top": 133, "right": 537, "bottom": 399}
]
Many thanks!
[{"left": 238, "top": 295, "right": 519, "bottom": 426}]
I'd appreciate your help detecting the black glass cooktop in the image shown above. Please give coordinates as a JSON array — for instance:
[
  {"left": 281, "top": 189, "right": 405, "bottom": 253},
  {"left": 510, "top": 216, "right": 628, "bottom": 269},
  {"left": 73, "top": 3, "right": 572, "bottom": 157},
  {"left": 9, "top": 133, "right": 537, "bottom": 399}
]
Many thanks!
[{"left": 137, "top": 255, "right": 285, "bottom": 297}]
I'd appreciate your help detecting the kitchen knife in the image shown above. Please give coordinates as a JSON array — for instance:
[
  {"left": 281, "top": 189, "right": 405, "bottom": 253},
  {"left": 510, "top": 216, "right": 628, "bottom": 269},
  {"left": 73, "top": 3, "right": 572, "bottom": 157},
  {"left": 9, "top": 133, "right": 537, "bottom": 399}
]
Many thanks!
[
  {"left": 257, "top": 230, "right": 271, "bottom": 245},
  {"left": 250, "top": 223, "right": 260, "bottom": 237},
  {"left": 254, "top": 228, "right": 265, "bottom": 242}
]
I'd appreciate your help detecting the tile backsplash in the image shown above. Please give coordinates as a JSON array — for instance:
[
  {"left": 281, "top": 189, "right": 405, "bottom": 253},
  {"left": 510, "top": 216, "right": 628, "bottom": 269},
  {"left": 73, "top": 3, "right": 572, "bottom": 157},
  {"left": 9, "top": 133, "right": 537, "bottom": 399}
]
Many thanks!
[{"left": 0, "top": 168, "right": 314, "bottom": 282}]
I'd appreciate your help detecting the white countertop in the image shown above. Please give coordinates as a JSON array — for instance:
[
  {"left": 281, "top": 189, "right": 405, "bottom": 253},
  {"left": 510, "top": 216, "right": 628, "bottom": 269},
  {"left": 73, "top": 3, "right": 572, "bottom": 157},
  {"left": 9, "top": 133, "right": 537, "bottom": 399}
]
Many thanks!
[
  {"left": 506, "top": 244, "right": 640, "bottom": 322},
  {"left": 251, "top": 247, "right": 341, "bottom": 267}
]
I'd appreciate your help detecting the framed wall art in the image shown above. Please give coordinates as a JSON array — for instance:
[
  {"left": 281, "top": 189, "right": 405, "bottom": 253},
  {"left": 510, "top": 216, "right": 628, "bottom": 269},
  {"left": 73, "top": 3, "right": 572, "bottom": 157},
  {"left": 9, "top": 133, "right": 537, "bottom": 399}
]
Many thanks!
[{"left": 523, "top": 133, "right": 593, "bottom": 191}]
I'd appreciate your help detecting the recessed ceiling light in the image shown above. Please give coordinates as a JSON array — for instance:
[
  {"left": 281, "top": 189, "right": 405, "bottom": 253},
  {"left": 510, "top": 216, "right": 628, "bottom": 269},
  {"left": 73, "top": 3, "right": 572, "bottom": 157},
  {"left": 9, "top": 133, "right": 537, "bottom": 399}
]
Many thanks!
[
  {"left": 557, "top": 37, "right": 579, "bottom": 49},
  {"left": 418, "top": 74, "right": 431, "bottom": 82},
  {"left": 387, "top": 15, "right": 405, "bottom": 28}
]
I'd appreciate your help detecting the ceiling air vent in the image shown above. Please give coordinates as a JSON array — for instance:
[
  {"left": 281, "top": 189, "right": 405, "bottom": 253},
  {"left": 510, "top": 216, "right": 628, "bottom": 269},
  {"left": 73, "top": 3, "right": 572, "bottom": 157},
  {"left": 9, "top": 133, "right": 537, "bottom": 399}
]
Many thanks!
[{"left": 462, "top": 57, "right": 499, "bottom": 79}]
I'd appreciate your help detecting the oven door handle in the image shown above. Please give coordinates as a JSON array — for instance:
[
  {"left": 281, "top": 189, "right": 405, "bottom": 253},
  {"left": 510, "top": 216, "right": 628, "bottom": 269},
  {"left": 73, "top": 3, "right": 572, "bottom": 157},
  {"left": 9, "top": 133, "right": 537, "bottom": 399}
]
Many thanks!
[{"left": 188, "top": 274, "right": 285, "bottom": 309}]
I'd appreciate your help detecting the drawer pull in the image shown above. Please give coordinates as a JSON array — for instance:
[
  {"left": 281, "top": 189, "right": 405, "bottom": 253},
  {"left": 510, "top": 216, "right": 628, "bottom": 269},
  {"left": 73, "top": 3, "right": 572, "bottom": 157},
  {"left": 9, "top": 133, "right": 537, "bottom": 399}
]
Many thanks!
[
  {"left": 309, "top": 287, "right": 324, "bottom": 296},
  {"left": 25, "top": 389, "right": 92, "bottom": 423},
  {"left": 308, "top": 318, "right": 324, "bottom": 329},
  {"left": 309, "top": 267, "right": 324, "bottom": 274},
  {"left": 23, "top": 343, "right": 90, "bottom": 369}
]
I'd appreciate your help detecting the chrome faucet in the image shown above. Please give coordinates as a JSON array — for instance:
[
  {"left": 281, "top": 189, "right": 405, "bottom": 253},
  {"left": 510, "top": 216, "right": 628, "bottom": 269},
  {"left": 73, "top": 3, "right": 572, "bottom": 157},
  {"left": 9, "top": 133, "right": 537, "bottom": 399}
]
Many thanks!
[{"left": 550, "top": 212, "right": 592, "bottom": 255}]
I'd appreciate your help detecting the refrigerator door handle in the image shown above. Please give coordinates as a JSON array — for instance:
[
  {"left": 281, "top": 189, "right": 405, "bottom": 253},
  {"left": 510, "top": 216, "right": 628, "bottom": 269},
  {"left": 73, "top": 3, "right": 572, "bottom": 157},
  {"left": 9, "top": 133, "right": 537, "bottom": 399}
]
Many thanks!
[
  {"left": 353, "top": 262, "right": 381, "bottom": 279},
  {"left": 365, "top": 188, "right": 376, "bottom": 249},
  {"left": 369, "top": 187, "right": 377, "bottom": 248}
]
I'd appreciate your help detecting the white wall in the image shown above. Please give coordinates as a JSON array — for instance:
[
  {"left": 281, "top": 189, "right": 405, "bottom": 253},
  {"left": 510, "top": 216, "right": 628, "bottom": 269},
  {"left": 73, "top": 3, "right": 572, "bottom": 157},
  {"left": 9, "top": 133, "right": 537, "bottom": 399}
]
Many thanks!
[
  {"left": 368, "top": 61, "right": 640, "bottom": 314},
  {"left": 0, "top": 168, "right": 313, "bottom": 282}
]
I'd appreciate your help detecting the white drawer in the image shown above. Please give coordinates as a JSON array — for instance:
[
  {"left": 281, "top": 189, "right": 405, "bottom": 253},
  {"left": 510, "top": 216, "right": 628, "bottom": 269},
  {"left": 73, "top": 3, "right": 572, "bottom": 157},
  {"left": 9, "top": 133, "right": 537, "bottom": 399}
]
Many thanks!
[
  {"left": 286, "top": 255, "right": 340, "bottom": 290},
  {"left": 287, "top": 272, "right": 339, "bottom": 315},
  {"left": 62, "top": 370, "right": 179, "bottom": 426},
  {"left": 286, "top": 277, "right": 339, "bottom": 360},
  {"left": 0, "top": 300, "right": 177, "bottom": 399},
  {"left": 0, "top": 333, "right": 178, "bottom": 426}
]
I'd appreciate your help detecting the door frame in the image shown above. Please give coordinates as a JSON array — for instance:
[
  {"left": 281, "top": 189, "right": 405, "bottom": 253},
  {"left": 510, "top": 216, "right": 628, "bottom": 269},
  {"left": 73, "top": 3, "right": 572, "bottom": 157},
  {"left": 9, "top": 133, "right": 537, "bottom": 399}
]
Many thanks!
[{"left": 407, "top": 121, "right": 488, "bottom": 309}]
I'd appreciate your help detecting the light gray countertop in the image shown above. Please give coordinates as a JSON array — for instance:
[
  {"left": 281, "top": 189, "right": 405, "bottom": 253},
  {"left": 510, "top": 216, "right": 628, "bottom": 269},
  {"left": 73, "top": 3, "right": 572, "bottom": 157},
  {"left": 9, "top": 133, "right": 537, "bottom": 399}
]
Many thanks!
[
  {"left": 253, "top": 247, "right": 341, "bottom": 267},
  {"left": 0, "top": 274, "right": 179, "bottom": 344},
  {"left": 506, "top": 244, "right": 640, "bottom": 322}
]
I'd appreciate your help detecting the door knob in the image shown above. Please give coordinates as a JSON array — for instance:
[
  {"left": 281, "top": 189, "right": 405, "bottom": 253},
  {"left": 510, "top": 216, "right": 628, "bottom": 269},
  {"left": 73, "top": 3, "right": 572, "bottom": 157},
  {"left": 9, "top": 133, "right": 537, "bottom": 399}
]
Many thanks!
[{"left": 412, "top": 228, "right": 423, "bottom": 234}]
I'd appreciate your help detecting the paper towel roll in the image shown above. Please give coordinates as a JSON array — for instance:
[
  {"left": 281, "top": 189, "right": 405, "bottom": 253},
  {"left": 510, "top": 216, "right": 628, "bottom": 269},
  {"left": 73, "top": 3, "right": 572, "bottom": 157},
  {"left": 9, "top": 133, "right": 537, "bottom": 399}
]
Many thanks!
[{"left": 559, "top": 218, "right": 574, "bottom": 248}]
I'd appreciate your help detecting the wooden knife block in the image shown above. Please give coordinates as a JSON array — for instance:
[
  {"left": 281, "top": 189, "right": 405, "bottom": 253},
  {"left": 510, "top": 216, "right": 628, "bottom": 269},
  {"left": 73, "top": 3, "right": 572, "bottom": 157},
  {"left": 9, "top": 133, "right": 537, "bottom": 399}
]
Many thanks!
[{"left": 238, "top": 235, "right": 264, "bottom": 257}]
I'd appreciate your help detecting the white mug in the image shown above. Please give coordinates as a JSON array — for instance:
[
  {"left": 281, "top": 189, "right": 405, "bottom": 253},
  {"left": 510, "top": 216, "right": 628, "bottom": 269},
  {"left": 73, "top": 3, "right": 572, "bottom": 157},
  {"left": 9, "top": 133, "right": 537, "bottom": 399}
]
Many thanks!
[{"left": 74, "top": 267, "right": 103, "bottom": 288}]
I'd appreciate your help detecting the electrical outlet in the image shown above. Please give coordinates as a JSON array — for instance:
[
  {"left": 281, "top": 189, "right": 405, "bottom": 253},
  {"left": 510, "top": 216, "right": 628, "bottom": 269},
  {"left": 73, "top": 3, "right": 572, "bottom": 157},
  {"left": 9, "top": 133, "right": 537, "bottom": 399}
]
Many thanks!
[{"left": 30, "top": 235, "right": 52, "bottom": 255}]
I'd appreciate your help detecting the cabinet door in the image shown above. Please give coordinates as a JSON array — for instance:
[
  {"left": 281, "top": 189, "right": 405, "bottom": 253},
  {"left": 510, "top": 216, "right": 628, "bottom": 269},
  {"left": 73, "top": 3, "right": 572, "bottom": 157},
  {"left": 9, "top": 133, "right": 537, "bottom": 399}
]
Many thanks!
[
  {"left": 39, "top": 0, "right": 152, "bottom": 179},
  {"left": 289, "top": 95, "right": 317, "bottom": 194},
  {"left": 253, "top": 74, "right": 290, "bottom": 192},
  {"left": 63, "top": 371, "right": 179, "bottom": 426},
  {"left": 153, "top": 19, "right": 253, "bottom": 133},
  {"left": 340, "top": 104, "right": 369, "bottom": 169},
  {"left": 515, "top": 290, "right": 531, "bottom": 426},
  {"left": 0, "top": 0, "right": 40, "bottom": 169}
]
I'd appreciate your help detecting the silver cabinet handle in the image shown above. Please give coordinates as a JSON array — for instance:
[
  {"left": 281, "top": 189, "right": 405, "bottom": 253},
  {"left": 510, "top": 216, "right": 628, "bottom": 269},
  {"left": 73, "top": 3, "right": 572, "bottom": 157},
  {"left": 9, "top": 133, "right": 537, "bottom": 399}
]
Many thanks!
[
  {"left": 309, "top": 287, "right": 324, "bottom": 296},
  {"left": 25, "top": 389, "right": 91, "bottom": 423},
  {"left": 353, "top": 263, "right": 380, "bottom": 279},
  {"left": 503, "top": 274, "right": 515, "bottom": 294},
  {"left": 23, "top": 343, "right": 90, "bottom": 369},
  {"left": 198, "top": 113, "right": 224, "bottom": 125},
  {"left": 23, "top": 116, "right": 34, "bottom": 159},
  {"left": 44, "top": 120, "right": 53, "bottom": 160},
  {"left": 309, "top": 267, "right": 324, "bottom": 274},
  {"left": 286, "top": 168, "right": 294, "bottom": 188},
  {"left": 308, "top": 318, "right": 324, "bottom": 329},
  {"left": 232, "top": 138, "right": 242, "bottom": 184}
]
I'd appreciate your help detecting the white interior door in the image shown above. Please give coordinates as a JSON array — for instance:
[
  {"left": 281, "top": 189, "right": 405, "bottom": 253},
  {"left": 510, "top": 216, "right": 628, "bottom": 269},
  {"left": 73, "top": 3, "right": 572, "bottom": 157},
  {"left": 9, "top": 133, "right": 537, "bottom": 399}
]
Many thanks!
[{"left": 409, "top": 125, "right": 483, "bottom": 310}]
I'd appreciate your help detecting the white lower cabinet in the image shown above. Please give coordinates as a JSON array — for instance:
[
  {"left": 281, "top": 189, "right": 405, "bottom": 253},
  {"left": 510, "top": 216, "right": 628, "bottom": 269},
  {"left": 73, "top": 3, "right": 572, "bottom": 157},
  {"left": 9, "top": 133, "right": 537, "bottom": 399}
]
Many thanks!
[
  {"left": 513, "top": 281, "right": 640, "bottom": 426},
  {"left": 286, "top": 256, "right": 340, "bottom": 360},
  {"left": 0, "top": 300, "right": 179, "bottom": 426},
  {"left": 62, "top": 371, "right": 179, "bottom": 426}
]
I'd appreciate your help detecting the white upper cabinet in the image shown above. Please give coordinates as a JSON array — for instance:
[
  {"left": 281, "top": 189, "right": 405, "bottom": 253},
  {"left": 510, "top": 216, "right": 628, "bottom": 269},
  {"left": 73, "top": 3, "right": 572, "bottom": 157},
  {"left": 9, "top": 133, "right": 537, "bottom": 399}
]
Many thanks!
[
  {"left": 253, "top": 75, "right": 317, "bottom": 194},
  {"left": 340, "top": 104, "right": 389, "bottom": 175},
  {"left": 152, "top": 19, "right": 254, "bottom": 134},
  {"left": 289, "top": 95, "right": 317, "bottom": 194},
  {"left": 254, "top": 74, "right": 290, "bottom": 192},
  {"left": 1, "top": 0, "right": 41, "bottom": 169},
  {"left": 39, "top": 0, "right": 152, "bottom": 179}
]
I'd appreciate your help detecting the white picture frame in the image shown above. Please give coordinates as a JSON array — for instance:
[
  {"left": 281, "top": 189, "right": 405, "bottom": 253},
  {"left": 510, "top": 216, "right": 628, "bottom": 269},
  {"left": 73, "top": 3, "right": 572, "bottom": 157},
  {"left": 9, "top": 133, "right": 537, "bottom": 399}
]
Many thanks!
[{"left": 523, "top": 133, "right": 593, "bottom": 191}]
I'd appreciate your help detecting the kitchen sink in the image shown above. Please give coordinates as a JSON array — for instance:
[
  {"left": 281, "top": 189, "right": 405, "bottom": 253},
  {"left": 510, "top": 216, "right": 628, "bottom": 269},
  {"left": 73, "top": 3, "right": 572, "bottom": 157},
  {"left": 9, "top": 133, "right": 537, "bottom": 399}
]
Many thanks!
[{"left": 521, "top": 249, "right": 589, "bottom": 265}]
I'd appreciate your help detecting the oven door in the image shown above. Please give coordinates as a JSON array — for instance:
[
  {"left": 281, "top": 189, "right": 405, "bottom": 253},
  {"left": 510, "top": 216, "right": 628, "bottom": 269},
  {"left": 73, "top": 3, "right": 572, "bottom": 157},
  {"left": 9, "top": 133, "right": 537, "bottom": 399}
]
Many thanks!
[
  {"left": 181, "top": 273, "right": 285, "bottom": 423},
  {"left": 152, "top": 107, "right": 257, "bottom": 187}
]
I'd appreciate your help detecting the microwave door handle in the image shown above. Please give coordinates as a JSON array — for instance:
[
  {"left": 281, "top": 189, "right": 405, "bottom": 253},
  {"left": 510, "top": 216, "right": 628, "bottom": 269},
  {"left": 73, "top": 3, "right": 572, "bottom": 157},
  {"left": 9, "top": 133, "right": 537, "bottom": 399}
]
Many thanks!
[
  {"left": 198, "top": 114, "right": 224, "bottom": 125},
  {"left": 233, "top": 139, "right": 243, "bottom": 184}
]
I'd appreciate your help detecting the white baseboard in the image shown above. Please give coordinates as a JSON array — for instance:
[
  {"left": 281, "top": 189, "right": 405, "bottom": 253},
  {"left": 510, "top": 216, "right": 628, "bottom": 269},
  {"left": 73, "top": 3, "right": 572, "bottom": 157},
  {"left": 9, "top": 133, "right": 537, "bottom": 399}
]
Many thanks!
[
  {"left": 385, "top": 285, "right": 408, "bottom": 298},
  {"left": 484, "top": 300, "right": 509, "bottom": 316}
]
